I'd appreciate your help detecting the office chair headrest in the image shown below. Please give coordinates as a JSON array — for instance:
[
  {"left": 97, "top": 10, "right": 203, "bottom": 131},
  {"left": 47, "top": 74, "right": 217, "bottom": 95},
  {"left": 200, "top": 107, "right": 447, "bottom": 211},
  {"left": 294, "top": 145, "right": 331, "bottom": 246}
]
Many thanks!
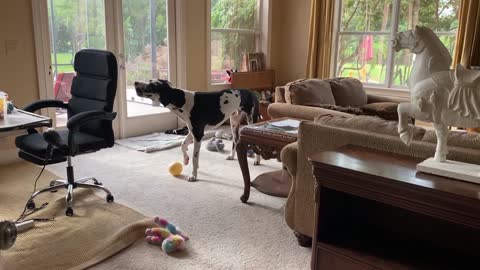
[{"left": 74, "top": 49, "right": 117, "bottom": 78}]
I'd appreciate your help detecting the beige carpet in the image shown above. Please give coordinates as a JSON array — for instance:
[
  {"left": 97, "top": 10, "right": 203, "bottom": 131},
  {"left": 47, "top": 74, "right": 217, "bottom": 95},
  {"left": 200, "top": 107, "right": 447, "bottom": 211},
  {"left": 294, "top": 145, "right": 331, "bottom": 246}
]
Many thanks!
[
  {"left": 46, "top": 141, "right": 311, "bottom": 270},
  {"left": 0, "top": 162, "right": 155, "bottom": 270}
]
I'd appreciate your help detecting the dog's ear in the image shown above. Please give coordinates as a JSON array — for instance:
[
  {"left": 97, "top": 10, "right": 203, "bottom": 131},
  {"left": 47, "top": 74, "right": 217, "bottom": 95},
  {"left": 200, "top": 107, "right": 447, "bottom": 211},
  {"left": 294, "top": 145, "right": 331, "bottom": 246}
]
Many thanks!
[{"left": 158, "top": 79, "right": 172, "bottom": 88}]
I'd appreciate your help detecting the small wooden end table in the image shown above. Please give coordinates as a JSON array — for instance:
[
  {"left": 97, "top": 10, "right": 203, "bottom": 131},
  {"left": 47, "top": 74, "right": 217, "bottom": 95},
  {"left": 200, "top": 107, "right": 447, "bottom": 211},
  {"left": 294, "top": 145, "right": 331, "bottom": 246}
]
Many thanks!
[
  {"left": 236, "top": 117, "right": 299, "bottom": 203},
  {"left": 310, "top": 145, "right": 480, "bottom": 270}
]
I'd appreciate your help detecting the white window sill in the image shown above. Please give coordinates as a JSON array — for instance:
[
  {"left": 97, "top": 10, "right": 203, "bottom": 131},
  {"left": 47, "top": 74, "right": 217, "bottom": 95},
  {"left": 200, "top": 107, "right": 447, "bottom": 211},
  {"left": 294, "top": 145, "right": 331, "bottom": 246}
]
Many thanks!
[
  {"left": 363, "top": 85, "right": 411, "bottom": 99},
  {"left": 209, "top": 82, "right": 231, "bottom": 91}
]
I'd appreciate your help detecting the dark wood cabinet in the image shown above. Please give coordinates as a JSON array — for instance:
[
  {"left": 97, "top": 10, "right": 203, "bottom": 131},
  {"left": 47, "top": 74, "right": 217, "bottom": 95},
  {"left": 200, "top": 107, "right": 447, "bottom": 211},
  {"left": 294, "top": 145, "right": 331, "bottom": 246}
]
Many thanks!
[{"left": 309, "top": 145, "right": 480, "bottom": 270}]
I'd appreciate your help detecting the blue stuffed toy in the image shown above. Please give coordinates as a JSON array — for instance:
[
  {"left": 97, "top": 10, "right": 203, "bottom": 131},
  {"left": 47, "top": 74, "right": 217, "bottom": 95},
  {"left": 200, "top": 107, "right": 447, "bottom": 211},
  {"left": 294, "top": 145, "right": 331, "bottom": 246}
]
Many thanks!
[{"left": 207, "top": 138, "right": 225, "bottom": 152}]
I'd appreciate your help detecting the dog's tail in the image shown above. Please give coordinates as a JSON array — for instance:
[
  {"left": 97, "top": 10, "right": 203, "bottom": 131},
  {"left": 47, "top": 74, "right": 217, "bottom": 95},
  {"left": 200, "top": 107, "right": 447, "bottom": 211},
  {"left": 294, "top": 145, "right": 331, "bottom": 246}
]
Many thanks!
[{"left": 252, "top": 92, "right": 260, "bottom": 123}]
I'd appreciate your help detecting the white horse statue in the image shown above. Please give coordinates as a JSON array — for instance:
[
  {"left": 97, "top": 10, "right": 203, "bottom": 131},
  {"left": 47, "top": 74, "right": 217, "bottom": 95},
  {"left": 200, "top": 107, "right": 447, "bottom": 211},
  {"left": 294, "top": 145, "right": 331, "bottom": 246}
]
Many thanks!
[{"left": 392, "top": 25, "right": 480, "bottom": 163}]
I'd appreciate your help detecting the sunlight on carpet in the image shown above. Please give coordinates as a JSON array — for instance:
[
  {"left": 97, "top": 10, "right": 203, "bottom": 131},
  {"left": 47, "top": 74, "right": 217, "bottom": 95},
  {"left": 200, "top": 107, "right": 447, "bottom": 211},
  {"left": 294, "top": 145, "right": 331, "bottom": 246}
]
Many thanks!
[{"left": 0, "top": 162, "right": 155, "bottom": 270}]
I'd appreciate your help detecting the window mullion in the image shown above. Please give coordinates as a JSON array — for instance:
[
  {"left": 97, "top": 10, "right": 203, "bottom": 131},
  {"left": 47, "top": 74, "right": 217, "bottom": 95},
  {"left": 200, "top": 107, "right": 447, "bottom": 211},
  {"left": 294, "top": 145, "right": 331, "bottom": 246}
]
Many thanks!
[{"left": 386, "top": 0, "right": 401, "bottom": 88}]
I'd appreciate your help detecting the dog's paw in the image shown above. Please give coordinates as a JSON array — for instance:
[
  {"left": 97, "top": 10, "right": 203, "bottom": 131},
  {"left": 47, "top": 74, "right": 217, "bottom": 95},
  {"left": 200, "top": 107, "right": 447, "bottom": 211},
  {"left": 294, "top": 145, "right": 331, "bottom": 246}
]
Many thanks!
[
  {"left": 253, "top": 160, "right": 261, "bottom": 166},
  {"left": 183, "top": 156, "right": 190, "bottom": 165},
  {"left": 226, "top": 156, "right": 234, "bottom": 160},
  {"left": 187, "top": 175, "right": 197, "bottom": 182}
]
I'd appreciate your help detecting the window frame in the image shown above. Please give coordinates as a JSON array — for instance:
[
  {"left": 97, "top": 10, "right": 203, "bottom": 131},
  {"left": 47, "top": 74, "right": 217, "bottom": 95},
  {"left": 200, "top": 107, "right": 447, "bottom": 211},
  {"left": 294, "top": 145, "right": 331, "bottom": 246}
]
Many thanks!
[
  {"left": 332, "top": 0, "right": 458, "bottom": 91},
  {"left": 207, "top": 0, "right": 266, "bottom": 89}
]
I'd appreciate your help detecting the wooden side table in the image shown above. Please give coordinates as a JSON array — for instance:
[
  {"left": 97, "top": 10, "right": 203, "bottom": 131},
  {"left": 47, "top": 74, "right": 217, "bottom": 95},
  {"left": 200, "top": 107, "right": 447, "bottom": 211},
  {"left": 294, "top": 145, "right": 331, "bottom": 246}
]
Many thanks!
[
  {"left": 236, "top": 118, "right": 299, "bottom": 203},
  {"left": 309, "top": 145, "right": 480, "bottom": 270}
]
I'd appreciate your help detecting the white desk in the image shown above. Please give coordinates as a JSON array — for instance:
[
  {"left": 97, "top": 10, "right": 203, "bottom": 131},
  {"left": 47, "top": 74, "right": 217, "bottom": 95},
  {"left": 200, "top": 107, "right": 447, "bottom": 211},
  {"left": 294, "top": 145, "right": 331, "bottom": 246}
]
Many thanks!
[
  {"left": 0, "top": 110, "right": 52, "bottom": 137},
  {"left": 0, "top": 110, "right": 52, "bottom": 164}
]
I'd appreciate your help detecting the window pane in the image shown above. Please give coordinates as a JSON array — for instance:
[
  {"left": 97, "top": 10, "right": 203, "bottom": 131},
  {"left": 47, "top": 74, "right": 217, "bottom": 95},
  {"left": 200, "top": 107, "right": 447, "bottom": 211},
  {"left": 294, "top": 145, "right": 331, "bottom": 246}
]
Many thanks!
[
  {"left": 123, "top": 0, "right": 169, "bottom": 116},
  {"left": 48, "top": 0, "right": 106, "bottom": 126},
  {"left": 392, "top": 34, "right": 457, "bottom": 87},
  {"left": 211, "top": 0, "right": 257, "bottom": 30},
  {"left": 340, "top": 0, "right": 392, "bottom": 32},
  {"left": 211, "top": 31, "right": 256, "bottom": 83},
  {"left": 398, "top": 0, "right": 459, "bottom": 32},
  {"left": 336, "top": 35, "right": 388, "bottom": 85}
]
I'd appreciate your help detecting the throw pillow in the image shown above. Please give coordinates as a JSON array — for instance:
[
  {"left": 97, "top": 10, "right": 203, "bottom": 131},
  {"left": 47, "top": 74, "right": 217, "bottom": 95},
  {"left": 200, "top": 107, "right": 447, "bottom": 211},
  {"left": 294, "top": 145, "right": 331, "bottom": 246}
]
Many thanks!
[
  {"left": 285, "top": 79, "right": 336, "bottom": 106},
  {"left": 314, "top": 114, "right": 426, "bottom": 140},
  {"left": 326, "top": 77, "right": 367, "bottom": 107},
  {"left": 360, "top": 102, "right": 399, "bottom": 121}
]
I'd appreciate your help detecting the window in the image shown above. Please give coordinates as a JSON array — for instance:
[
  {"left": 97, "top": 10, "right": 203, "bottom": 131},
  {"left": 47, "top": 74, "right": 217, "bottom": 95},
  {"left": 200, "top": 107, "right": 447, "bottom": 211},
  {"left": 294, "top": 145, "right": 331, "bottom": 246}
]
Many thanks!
[
  {"left": 334, "top": 0, "right": 459, "bottom": 88},
  {"left": 209, "top": 0, "right": 259, "bottom": 84},
  {"left": 48, "top": 0, "right": 107, "bottom": 126}
]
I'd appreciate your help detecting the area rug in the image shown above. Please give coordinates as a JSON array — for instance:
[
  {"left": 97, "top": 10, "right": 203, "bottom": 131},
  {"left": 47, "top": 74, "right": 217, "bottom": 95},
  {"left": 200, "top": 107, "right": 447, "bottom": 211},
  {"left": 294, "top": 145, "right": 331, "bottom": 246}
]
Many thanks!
[
  {"left": 0, "top": 162, "right": 155, "bottom": 270},
  {"left": 115, "top": 129, "right": 225, "bottom": 153}
]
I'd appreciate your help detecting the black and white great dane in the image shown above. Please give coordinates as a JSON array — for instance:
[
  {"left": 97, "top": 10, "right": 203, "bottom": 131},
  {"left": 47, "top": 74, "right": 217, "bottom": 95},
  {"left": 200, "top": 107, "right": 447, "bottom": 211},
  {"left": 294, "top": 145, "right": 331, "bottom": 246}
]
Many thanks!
[{"left": 134, "top": 79, "right": 261, "bottom": 182}]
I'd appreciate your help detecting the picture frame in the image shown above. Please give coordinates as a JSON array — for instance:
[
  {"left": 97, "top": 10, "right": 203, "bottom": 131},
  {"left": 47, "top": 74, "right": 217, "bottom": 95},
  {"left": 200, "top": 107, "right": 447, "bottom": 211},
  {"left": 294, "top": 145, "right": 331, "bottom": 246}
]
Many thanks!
[{"left": 240, "top": 52, "right": 264, "bottom": 72}]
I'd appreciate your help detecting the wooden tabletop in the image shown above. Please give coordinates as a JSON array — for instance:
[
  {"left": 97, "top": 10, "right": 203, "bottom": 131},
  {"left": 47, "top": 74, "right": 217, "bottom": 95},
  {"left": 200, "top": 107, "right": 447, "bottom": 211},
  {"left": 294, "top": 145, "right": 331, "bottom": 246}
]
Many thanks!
[{"left": 310, "top": 145, "right": 480, "bottom": 200}]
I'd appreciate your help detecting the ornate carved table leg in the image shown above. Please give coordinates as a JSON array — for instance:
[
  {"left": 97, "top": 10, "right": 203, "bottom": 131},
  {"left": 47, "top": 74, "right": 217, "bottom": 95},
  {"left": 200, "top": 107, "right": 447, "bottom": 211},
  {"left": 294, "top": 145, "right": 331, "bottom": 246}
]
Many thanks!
[{"left": 236, "top": 139, "right": 250, "bottom": 203}]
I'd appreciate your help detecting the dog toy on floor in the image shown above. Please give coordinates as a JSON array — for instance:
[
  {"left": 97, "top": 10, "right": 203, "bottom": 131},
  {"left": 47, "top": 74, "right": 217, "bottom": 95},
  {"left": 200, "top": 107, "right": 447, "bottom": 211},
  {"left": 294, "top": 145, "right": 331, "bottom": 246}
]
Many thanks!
[
  {"left": 145, "top": 217, "right": 189, "bottom": 253},
  {"left": 206, "top": 138, "right": 225, "bottom": 152},
  {"left": 168, "top": 161, "right": 183, "bottom": 176}
]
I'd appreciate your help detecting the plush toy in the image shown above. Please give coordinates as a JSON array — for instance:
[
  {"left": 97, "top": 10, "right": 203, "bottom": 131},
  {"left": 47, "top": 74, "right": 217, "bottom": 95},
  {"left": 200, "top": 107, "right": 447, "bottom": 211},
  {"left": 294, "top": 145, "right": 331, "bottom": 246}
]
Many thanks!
[
  {"left": 145, "top": 217, "right": 188, "bottom": 253},
  {"left": 206, "top": 138, "right": 225, "bottom": 152},
  {"left": 226, "top": 69, "right": 237, "bottom": 83}
]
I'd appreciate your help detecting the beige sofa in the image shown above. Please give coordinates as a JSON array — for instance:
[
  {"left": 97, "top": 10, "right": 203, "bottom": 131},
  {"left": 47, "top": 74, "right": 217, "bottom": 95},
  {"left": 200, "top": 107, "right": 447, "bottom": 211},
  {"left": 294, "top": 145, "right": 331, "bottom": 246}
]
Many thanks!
[
  {"left": 281, "top": 115, "right": 480, "bottom": 246},
  {"left": 268, "top": 78, "right": 408, "bottom": 121}
]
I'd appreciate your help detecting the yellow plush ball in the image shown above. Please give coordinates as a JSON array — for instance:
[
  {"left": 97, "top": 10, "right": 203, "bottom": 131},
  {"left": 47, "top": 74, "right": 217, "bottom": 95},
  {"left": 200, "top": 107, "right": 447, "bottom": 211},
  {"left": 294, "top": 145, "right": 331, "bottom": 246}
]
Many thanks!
[{"left": 168, "top": 162, "right": 183, "bottom": 176}]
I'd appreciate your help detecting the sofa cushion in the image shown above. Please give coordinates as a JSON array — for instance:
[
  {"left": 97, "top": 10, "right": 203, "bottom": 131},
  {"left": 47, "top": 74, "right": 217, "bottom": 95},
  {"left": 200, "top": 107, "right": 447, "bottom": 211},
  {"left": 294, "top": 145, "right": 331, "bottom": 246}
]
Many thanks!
[
  {"left": 360, "top": 102, "right": 399, "bottom": 120},
  {"left": 314, "top": 114, "right": 426, "bottom": 140},
  {"left": 422, "top": 130, "right": 480, "bottom": 150},
  {"left": 326, "top": 77, "right": 367, "bottom": 107},
  {"left": 316, "top": 104, "right": 363, "bottom": 115},
  {"left": 285, "top": 79, "right": 336, "bottom": 106}
]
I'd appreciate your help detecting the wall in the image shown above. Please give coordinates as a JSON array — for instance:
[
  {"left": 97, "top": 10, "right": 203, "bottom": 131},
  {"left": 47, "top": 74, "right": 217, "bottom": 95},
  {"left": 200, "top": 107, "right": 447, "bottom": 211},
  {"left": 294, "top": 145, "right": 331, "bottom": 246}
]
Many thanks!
[
  {"left": 270, "top": 0, "right": 310, "bottom": 86},
  {"left": 176, "top": 0, "right": 208, "bottom": 91},
  {"left": 0, "top": 0, "right": 39, "bottom": 108},
  {"left": 0, "top": 0, "right": 38, "bottom": 163}
]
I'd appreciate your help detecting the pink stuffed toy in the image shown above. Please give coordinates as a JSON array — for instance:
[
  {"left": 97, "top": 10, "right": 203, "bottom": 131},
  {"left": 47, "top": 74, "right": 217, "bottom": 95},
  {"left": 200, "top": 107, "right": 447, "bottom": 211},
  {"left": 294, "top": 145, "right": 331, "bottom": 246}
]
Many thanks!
[{"left": 145, "top": 217, "right": 189, "bottom": 253}]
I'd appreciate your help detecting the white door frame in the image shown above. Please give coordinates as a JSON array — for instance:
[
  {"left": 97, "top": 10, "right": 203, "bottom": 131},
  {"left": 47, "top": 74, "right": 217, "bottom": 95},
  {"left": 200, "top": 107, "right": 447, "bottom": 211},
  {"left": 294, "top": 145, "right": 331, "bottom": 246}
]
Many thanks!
[{"left": 31, "top": 0, "right": 55, "bottom": 124}]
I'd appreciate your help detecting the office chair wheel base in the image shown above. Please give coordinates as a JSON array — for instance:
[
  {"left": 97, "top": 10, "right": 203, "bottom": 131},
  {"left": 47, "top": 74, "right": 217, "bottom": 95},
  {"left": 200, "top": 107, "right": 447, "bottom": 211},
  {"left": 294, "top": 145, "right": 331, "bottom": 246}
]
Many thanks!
[
  {"left": 26, "top": 200, "right": 35, "bottom": 210},
  {"left": 65, "top": 207, "right": 74, "bottom": 216},
  {"left": 106, "top": 194, "right": 114, "bottom": 203}
]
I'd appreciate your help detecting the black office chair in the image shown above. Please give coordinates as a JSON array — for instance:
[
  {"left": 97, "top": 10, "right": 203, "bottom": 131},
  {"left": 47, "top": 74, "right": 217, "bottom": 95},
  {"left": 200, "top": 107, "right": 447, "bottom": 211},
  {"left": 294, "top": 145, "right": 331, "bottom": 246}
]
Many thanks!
[{"left": 15, "top": 49, "right": 118, "bottom": 216}]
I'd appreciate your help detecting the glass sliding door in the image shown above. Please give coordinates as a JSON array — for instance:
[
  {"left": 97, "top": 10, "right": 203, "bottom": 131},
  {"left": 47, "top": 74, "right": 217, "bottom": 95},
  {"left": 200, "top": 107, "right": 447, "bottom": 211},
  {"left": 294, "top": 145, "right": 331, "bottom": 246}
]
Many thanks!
[
  {"left": 47, "top": 0, "right": 106, "bottom": 127},
  {"left": 122, "top": 0, "right": 172, "bottom": 117},
  {"left": 39, "top": 0, "right": 177, "bottom": 137}
]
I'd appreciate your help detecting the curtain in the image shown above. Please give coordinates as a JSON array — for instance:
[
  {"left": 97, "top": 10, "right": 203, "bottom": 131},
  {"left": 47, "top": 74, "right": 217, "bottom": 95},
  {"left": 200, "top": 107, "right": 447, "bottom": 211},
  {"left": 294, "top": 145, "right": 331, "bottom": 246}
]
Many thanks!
[
  {"left": 305, "top": 0, "right": 335, "bottom": 79},
  {"left": 453, "top": 0, "right": 480, "bottom": 67}
]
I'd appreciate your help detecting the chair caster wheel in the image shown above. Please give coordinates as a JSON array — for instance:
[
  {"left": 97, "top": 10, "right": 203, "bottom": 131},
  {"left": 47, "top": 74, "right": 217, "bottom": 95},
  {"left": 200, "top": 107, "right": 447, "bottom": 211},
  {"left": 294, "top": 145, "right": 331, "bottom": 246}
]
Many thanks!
[
  {"left": 106, "top": 194, "right": 114, "bottom": 203},
  {"left": 92, "top": 178, "right": 102, "bottom": 185},
  {"left": 49, "top": 181, "right": 59, "bottom": 192},
  {"left": 27, "top": 200, "right": 35, "bottom": 209},
  {"left": 65, "top": 207, "right": 74, "bottom": 216}
]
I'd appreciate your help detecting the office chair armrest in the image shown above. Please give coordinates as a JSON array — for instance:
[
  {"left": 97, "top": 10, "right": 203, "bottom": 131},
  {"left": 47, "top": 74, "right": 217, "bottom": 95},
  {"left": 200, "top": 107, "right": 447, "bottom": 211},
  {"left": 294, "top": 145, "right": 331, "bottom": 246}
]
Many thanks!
[
  {"left": 67, "top": 110, "right": 117, "bottom": 131},
  {"left": 23, "top": 100, "right": 69, "bottom": 113}
]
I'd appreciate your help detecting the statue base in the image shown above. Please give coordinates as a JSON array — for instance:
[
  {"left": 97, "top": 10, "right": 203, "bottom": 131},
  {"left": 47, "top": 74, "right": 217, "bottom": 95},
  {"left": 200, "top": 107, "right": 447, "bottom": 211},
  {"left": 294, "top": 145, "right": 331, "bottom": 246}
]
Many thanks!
[{"left": 417, "top": 158, "right": 480, "bottom": 185}]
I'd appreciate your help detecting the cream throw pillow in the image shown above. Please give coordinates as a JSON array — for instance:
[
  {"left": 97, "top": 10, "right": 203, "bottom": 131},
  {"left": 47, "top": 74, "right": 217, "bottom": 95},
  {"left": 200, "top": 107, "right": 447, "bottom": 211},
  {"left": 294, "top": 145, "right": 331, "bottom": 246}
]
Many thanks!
[{"left": 285, "top": 79, "right": 336, "bottom": 106}]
